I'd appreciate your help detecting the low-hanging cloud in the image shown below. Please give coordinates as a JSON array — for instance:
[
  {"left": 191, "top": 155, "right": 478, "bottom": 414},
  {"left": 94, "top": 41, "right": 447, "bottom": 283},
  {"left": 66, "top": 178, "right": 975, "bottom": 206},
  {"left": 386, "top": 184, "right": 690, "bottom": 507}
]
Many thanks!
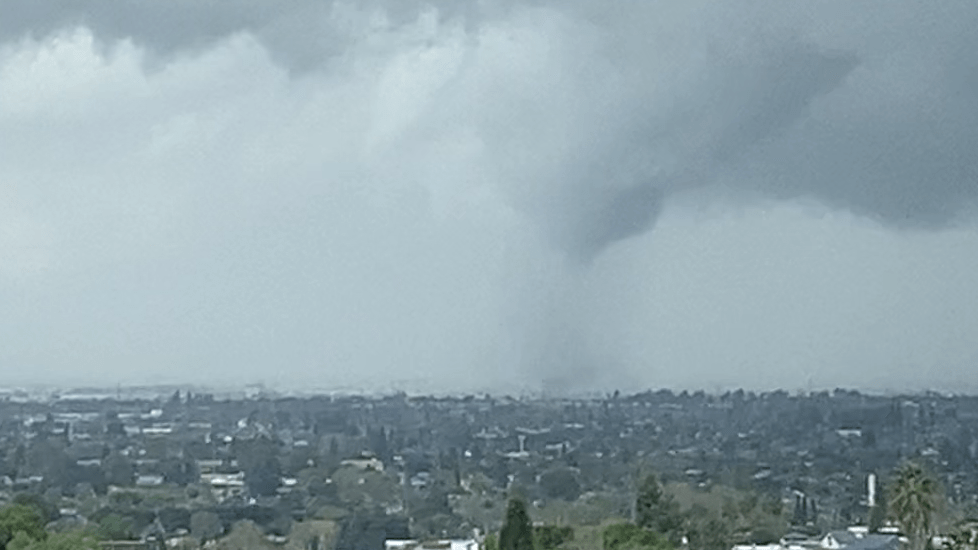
[
  {"left": 3, "top": 0, "right": 975, "bottom": 240},
  {"left": 1, "top": 0, "right": 977, "bottom": 393}
]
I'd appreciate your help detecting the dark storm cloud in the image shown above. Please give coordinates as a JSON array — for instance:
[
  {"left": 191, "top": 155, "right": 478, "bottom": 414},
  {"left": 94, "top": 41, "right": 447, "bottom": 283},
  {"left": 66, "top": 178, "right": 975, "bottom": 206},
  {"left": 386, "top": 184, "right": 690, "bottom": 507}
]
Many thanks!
[
  {"left": 2, "top": 0, "right": 975, "bottom": 249},
  {"left": 0, "top": 0, "right": 483, "bottom": 71},
  {"left": 521, "top": 41, "right": 858, "bottom": 261},
  {"left": 550, "top": 182, "right": 665, "bottom": 263},
  {"left": 3, "top": 0, "right": 978, "bottom": 393},
  {"left": 0, "top": 0, "right": 275, "bottom": 51},
  {"left": 736, "top": 72, "right": 978, "bottom": 227}
]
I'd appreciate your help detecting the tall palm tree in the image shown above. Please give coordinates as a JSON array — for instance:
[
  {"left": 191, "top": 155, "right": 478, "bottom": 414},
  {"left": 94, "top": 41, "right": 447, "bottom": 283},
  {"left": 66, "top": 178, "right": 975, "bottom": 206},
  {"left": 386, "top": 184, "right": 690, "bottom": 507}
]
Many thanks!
[{"left": 889, "top": 461, "right": 942, "bottom": 550}]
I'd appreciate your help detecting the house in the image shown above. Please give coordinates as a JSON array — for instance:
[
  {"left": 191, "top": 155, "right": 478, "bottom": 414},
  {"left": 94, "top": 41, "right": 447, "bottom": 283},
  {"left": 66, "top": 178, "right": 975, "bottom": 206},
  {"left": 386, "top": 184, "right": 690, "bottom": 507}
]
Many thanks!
[
  {"left": 200, "top": 471, "right": 245, "bottom": 500},
  {"left": 732, "top": 545, "right": 782, "bottom": 550},
  {"left": 845, "top": 535, "right": 900, "bottom": 550},
  {"left": 821, "top": 531, "right": 859, "bottom": 549},
  {"left": 341, "top": 453, "right": 384, "bottom": 472},
  {"left": 820, "top": 531, "right": 899, "bottom": 550},
  {"left": 385, "top": 540, "right": 479, "bottom": 550},
  {"left": 409, "top": 472, "right": 431, "bottom": 489},
  {"left": 134, "top": 475, "right": 164, "bottom": 487},
  {"left": 779, "top": 532, "right": 818, "bottom": 549},
  {"left": 100, "top": 541, "right": 163, "bottom": 550}
]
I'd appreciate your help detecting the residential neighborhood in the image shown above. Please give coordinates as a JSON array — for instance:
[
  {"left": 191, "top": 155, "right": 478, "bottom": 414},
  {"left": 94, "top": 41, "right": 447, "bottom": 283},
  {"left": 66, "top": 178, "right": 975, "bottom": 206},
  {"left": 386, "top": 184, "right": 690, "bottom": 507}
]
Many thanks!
[{"left": 0, "top": 386, "right": 975, "bottom": 549}]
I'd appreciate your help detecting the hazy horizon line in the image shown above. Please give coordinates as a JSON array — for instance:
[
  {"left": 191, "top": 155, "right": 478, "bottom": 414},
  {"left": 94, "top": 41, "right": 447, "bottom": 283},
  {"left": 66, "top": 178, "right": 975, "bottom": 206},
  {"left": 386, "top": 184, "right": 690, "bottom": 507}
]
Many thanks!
[{"left": 2, "top": 380, "right": 975, "bottom": 401}]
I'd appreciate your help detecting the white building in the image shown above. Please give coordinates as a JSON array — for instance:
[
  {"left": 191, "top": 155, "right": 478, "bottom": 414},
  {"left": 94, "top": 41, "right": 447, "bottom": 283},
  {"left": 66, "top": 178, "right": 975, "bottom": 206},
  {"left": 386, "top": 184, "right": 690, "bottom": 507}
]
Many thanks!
[{"left": 386, "top": 540, "right": 479, "bottom": 550}]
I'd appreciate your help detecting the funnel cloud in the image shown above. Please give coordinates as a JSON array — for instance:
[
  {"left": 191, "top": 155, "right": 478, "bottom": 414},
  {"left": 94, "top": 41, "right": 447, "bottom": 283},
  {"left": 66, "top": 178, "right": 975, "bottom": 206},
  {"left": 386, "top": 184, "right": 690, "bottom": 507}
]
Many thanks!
[{"left": 1, "top": 0, "right": 977, "bottom": 393}]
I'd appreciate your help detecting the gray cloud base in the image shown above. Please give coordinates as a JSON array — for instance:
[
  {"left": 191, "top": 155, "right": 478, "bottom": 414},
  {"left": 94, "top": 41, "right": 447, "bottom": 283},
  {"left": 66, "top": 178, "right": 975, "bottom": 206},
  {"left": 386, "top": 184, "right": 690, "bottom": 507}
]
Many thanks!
[
  {"left": 2, "top": 0, "right": 975, "bottom": 236},
  {"left": 1, "top": 0, "right": 977, "bottom": 393}
]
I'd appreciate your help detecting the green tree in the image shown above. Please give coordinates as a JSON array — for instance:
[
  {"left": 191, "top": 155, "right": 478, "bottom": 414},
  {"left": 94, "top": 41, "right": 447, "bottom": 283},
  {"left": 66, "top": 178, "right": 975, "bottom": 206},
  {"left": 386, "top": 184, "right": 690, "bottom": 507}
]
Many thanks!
[
  {"left": 635, "top": 475, "right": 683, "bottom": 543},
  {"left": 8, "top": 531, "right": 99, "bottom": 550},
  {"left": 0, "top": 504, "right": 46, "bottom": 549},
  {"left": 3, "top": 532, "right": 33, "bottom": 550},
  {"left": 603, "top": 523, "right": 671, "bottom": 550},
  {"left": 25, "top": 441, "right": 72, "bottom": 489},
  {"left": 233, "top": 435, "right": 282, "bottom": 497},
  {"left": 191, "top": 511, "right": 223, "bottom": 542},
  {"left": 687, "top": 517, "right": 732, "bottom": 550},
  {"left": 160, "top": 455, "right": 198, "bottom": 487},
  {"left": 889, "top": 462, "right": 941, "bottom": 550},
  {"left": 96, "top": 513, "right": 136, "bottom": 540},
  {"left": 216, "top": 521, "right": 275, "bottom": 550},
  {"left": 539, "top": 468, "right": 582, "bottom": 501},
  {"left": 10, "top": 495, "right": 56, "bottom": 524},
  {"left": 499, "top": 497, "right": 534, "bottom": 550},
  {"left": 534, "top": 526, "right": 574, "bottom": 550},
  {"left": 485, "top": 533, "right": 499, "bottom": 550}
]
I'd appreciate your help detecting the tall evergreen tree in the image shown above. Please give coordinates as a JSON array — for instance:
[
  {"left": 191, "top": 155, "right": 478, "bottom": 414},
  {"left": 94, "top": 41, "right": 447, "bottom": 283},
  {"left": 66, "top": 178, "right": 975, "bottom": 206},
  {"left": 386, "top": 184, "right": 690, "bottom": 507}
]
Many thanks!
[
  {"left": 500, "top": 497, "right": 534, "bottom": 550},
  {"left": 636, "top": 474, "right": 683, "bottom": 543},
  {"left": 793, "top": 495, "right": 805, "bottom": 525}
]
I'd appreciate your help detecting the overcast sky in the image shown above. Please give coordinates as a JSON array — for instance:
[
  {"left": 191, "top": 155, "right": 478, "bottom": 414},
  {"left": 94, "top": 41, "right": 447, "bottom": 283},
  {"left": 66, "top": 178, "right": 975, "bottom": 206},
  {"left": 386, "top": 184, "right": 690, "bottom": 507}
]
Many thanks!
[{"left": 1, "top": 0, "right": 977, "bottom": 394}]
